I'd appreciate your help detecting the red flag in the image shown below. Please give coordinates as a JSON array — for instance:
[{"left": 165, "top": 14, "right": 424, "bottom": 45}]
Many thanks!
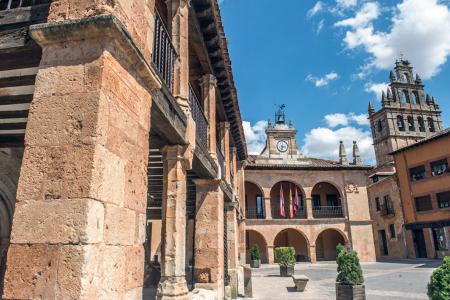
[
  {"left": 279, "top": 184, "right": 285, "bottom": 217},
  {"left": 294, "top": 187, "right": 299, "bottom": 214},
  {"left": 289, "top": 185, "right": 294, "bottom": 219}
]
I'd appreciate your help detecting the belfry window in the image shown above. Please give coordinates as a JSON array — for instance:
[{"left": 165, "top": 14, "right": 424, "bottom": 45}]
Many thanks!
[
  {"left": 407, "top": 116, "right": 415, "bottom": 131},
  {"left": 397, "top": 116, "right": 405, "bottom": 131},
  {"left": 403, "top": 73, "right": 409, "bottom": 83},
  {"left": 413, "top": 91, "right": 420, "bottom": 104},
  {"left": 377, "top": 120, "right": 383, "bottom": 132},
  {"left": 418, "top": 117, "right": 426, "bottom": 132},
  {"left": 401, "top": 90, "right": 410, "bottom": 103},
  {"left": 428, "top": 117, "right": 436, "bottom": 132}
]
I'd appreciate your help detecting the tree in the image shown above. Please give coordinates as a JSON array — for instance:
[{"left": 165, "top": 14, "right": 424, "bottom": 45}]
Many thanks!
[
  {"left": 274, "top": 247, "right": 296, "bottom": 267},
  {"left": 428, "top": 256, "right": 450, "bottom": 300},
  {"left": 250, "top": 244, "right": 260, "bottom": 261},
  {"left": 336, "top": 247, "right": 364, "bottom": 286}
]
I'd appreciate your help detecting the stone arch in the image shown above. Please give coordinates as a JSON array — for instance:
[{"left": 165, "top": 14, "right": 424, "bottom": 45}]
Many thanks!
[
  {"left": 245, "top": 181, "right": 265, "bottom": 219},
  {"left": 246, "top": 230, "right": 269, "bottom": 264},
  {"left": 315, "top": 228, "right": 347, "bottom": 261},
  {"left": 273, "top": 228, "right": 310, "bottom": 262},
  {"left": 311, "top": 182, "right": 344, "bottom": 218},
  {"left": 270, "top": 181, "right": 306, "bottom": 219}
]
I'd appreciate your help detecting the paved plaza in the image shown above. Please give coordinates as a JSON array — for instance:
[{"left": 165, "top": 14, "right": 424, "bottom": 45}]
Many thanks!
[{"left": 249, "top": 259, "right": 441, "bottom": 300}]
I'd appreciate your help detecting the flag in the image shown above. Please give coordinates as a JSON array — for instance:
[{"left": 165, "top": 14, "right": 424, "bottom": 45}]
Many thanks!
[
  {"left": 294, "top": 187, "right": 299, "bottom": 214},
  {"left": 289, "top": 184, "right": 294, "bottom": 219},
  {"left": 279, "top": 184, "right": 285, "bottom": 217}
]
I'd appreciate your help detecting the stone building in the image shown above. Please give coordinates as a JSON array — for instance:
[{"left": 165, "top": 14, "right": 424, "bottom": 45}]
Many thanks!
[
  {"left": 0, "top": 1, "right": 248, "bottom": 299},
  {"left": 244, "top": 108, "right": 376, "bottom": 264},
  {"left": 367, "top": 58, "right": 444, "bottom": 259},
  {"left": 391, "top": 129, "right": 450, "bottom": 259}
]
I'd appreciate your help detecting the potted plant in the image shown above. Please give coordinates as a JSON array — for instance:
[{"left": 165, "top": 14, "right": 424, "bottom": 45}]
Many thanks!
[
  {"left": 275, "top": 247, "right": 296, "bottom": 277},
  {"left": 336, "top": 243, "right": 345, "bottom": 262},
  {"left": 427, "top": 256, "right": 450, "bottom": 300},
  {"left": 336, "top": 247, "right": 365, "bottom": 300},
  {"left": 250, "top": 245, "right": 261, "bottom": 268}
]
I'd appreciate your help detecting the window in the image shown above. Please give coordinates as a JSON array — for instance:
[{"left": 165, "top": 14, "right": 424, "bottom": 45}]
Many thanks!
[
  {"left": 256, "top": 195, "right": 265, "bottom": 219},
  {"left": 414, "top": 195, "right": 433, "bottom": 212},
  {"left": 375, "top": 197, "right": 381, "bottom": 211},
  {"left": 413, "top": 91, "right": 420, "bottom": 104},
  {"left": 397, "top": 115, "right": 405, "bottom": 131},
  {"left": 428, "top": 117, "right": 436, "bottom": 132},
  {"left": 437, "top": 191, "right": 450, "bottom": 209},
  {"left": 401, "top": 90, "right": 410, "bottom": 103},
  {"left": 431, "top": 159, "right": 448, "bottom": 176},
  {"left": 403, "top": 73, "right": 409, "bottom": 83},
  {"left": 389, "top": 224, "right": 396, "bottom": 239},
  {"left": 312, "top": 194, "right": 321, "bottom": 208},
  {"left": 418, "top": 117, "right": 426, "bottom": 132},
  {"left": 407, "top": 116, "right": 415, "bottom": 131},
  {"left": 410, "top": 165, "right": 426, "bottom": 182},
  {"left": 327, "top": 194, "right": 339, "bottom": 206},
  {"left": 377, "top": 120, "right": 383, "bottom": 132},
  {"left": 432, "top": 228, "right": 448, "bottom": 251}
]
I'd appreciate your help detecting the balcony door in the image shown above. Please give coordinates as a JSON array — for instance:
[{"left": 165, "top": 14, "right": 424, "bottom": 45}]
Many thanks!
[
  {"left": 256, "top": 195, "right": 264, "bottom": 219},
  {"left": 413, "top": 229, "right": 427, "bottom": 258},
  {"left": 378, "top": 230, "right": 388, "bottom": 256}
]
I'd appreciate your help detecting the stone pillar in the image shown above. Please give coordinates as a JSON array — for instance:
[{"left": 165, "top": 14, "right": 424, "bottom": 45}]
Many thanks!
[
  {"left": 200, "top": 74, "right": 217, "bottom": 158},
  {"left": 405, "top": 229, "right": 416, "bottom": 258},
  {"left": 231, "top": 148, "right": 238, "bottom": 189},
  {"left": 310, "top": 244, "right": 317, "bottom": 263},
  {"left": 193, "top": 179, "right": 225, "bottom": 299},
  {"left": 267, "top": 245, "right": 275, "bottom": 264},
  {"left": 157, "top": 145, "right": 192, "bottom": 300},
  {"left": 169, "top": 0, "right": 190, "bottom": 112},
  {"left": 264, "top": 197, "right": 272, "bottom": 219},
  {"left": 306, "top": 197, "right": 314, "bottom": 220},
  {"left": 3, "top": 20, "right": 154, "bottom": 299},
  {"left": 221, "top": 122, "right": 231, "bottom": 184},
  {"left": 225, "top": 202, "right": 239, "bottom": 299},
  {"left": 423, "top": 228, "right": 436, "bottom": 259}
]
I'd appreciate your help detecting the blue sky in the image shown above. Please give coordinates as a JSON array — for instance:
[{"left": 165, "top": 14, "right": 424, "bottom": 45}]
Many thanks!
[{"left": 219, "top": 0, "right": 450, "bottom": 163}]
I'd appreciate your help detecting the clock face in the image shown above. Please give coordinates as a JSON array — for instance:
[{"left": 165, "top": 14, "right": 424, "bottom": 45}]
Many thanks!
[{"left": 277, "top": 140, "right": 289, "bottom": 153}]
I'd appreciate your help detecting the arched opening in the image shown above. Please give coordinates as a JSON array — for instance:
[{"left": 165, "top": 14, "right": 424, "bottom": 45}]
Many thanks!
[
  {"left": 274, "top": 229, "right": 310, "bottom": 262},
  {"left": 428, "top": 117, "right": 436, "bottom": 132},
  {"left": 246, "top": 230, "right": 269, "bottom": 264},
  {"left": 418, "top": 117, "right": 426, "bottom": 132},
  {"left": 245, "top": 181, "right": 265, "bottom": 219},
  {"left": 401, "top": 90, "right": 410, "bottom": 103},
  {"left": 413, "top": 91, "right": 420, "bottom": 104},
  {"left": 397, "top": 115, "right": 405, "bottom": 132},
  {"left": 316, "top": 229, "right": 346, "bottom": 261},
  {"left": 311, "top": 182, "right": 343, "bottom": 218},
  {"left": 270, "top": 181, "right": 305, "bottom": 219},
  {"left": 407, "top": 116, "right": 415, "bottom": 131}
]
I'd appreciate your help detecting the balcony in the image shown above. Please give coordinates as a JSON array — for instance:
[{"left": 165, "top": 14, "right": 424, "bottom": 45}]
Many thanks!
[
  {"left": 271, "top": 207, "right": 307, "bottom": 219},
  {"left": 246, "top": 208, "right": 265, "bottom": 220},
  {"left": 152, "top": 11, "right": 177, "bottom": 92},
  {"left": 380, "top": 203, "right": 395, "bottom": 216},
  {"left": 188, "top": 84, "right": 208, "bottom": 151},
  {"left": 312, "top": 206, "right": 344, "bottom": 218},
  {"left": 0, "top": 0, "right": 49, "bottom": 11}
]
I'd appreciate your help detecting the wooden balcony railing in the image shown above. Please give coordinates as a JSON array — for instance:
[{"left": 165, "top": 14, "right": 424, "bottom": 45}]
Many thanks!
[
  {"left": 152, "top": 11, "right": 176, "bottom": 92},
  {"left": 188, "top": 84, "right": 208, "bottom": 151},
  {"left": 246, "top": 208, "right": 265, "bottom": 220},
  {"left": 0, "top": 0, "right": 49, "bottom": 11},
  {"left": 312, "top": 206, "right": 344, "bottom": 218}
]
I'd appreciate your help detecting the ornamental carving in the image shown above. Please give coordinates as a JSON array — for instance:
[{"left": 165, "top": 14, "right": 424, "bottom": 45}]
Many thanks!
[{"left": 345, "top": 183, "right": 359, "bottom": 194}]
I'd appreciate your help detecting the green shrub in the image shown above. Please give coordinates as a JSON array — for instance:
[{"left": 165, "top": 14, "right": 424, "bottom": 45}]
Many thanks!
[
  {"left": 274, "top": 247, "right": 296, "bottom": 267},
  {"left": 336, "top": 244, "right": 346, "bottom": 262},
  {"left": 336, "top": 248, "right": 364, "bottom": 286},
  {"left": 427, "top": 256, "right": 450, "bottom": 300},
  {"left": 250, "top": 245, "right": 260, "bottom": 261}
]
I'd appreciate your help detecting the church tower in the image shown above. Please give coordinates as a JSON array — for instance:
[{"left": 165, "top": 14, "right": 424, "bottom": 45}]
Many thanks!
[{"left": 368, "top": 59, "right": 443, "bottom": 166}]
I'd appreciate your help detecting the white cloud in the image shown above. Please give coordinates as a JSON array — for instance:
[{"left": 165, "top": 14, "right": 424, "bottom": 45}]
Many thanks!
[
  {"left": 349, "top": 113, "right": 370, "bottom": 126},
  {"left": 336, "top": 0, "right": 450, "bottom": 79},
  {"left": 336, "top": 0, "right": 358, "bottom": 8},
  {"left": 307, "top": 1, "right": 325, "bottom": 18},
  {"left": 306, "top": 72, "right": 339, "bottom": 87},
  {"left": 317, "top": 19, "right": 325, "bottom": 34},
  {"left": 325, "top": 113, "right": 349, "bottom": 127},
  {"left": 302, "top": 126, "right": 375, "bottom": 163},
  {"left": 364, "top": 82, "right": 389, "bottom": 101},
  {"left": 243, "top": 120, "right": 268, "bottom": 155}
]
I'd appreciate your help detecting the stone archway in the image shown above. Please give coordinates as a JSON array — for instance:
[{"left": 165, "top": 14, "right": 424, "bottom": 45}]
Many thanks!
[
  {"left": 274, "top": 229, "right": 310, "bottom": 262},
  {"left": 311, "top": 182, "right": 344, "bottom": 218},
  {"left": 270, "top": 181, "right": 306, "bottom": 219},
  {"left": 245, "top": 181, "right": 265, "bottom": 219},
  {"left": 246, "top": 230, "right": 269, "bottom": 264},
  {"left": 315, "top": 229, "right": 346, "bottom": 261}
]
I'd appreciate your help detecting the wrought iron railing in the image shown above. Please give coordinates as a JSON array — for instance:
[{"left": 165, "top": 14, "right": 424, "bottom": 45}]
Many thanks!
[
  {"left": 312, "top": 206, "right": 344, "bottom": 218},
  {"left": 246, "top": 208, "right": 265, "bottom": 219},
  {"left": 380, "top": 203, "right": 395, "bottom": 216},
  {"left": 152, "top": 11, "right": 176, "bottom": 92},
  {"left": 0, "top": 0, "right": 49, "bottom": 11},
  {"left": 217, "top": 145, "right": 225, "bottom": 179},
  {"left": 188, "top": 84, "right": 208, "bottom": 150},
  {"left": 271, "top": 207, "right": 307, "bottom": 219}
]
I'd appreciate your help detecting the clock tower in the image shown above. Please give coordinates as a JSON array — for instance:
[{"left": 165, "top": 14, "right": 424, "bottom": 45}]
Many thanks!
[{"left": 258, "top": 105, "right": 301, "bottom": 161}]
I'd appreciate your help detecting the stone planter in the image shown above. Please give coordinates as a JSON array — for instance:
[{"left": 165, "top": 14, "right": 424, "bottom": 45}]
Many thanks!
[
  {"left": 279, "top": 265, "right": 294, "bottom": 277},
  {"left": 250, "top": 259, "right": 261, "bottom": 268},
  {"left": 336, "top": 283, "right": 366, "bottom": 300}
]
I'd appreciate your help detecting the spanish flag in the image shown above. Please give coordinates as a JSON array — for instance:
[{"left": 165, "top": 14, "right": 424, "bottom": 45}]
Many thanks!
[
  {"left": 279, "top": 184, "right": 285, "bottom": 217},
  {"left": 289, "top": 184, "right": 294, "bottom": 219}
]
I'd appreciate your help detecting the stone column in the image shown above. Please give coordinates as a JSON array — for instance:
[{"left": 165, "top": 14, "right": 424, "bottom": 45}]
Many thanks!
[
  {"left": 169, "top": 0, "right": 190, "bottom": 112},
  {"left": 264, "top": 197, "right": 272, "bottom": 219},
  {"left": 423, "top": 228, "right": 436, "bottom": 259},
  {"left": 231, "top": 148, "right": 238, "bottom": 189},
  {"left": 221, "top": 122, "right": 231, "bottom": 184},
  {"left": 193, "top": 179, "right": 225, "bottom": 299},
  {"left": 267, "top": 245, "right": 275, "bottom": 265},
  {"left": 3, "top": 20, "right": 154, "bottom": 299},
  {"left": 225, "top": 202, "right": 239, "bottom": 299},
  {"left": 405, "top": 230, "right": 416, "bottom": 258},
  {"left": 310, "top": 244, "right": 317, "bottom": 263},
  {"left": 157, "top": 145, "right": 192, "bottom": 300},
  {"left": 306, "top": 197, "right": 314, "bottom": 220},
  {"left": 200, "top": 74, "right": 217, "bottom": 158}
]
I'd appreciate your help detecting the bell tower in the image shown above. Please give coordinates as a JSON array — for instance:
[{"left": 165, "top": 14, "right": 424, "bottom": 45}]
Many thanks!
[
  {"left": 259, "top": 105, "right": 301, "bottom": 161},
  {"left": 369, "top": 58, "right": 444, "bottom": 166}
]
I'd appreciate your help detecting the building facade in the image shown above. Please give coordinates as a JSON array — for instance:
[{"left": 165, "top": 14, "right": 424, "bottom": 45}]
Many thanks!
[
  {"left": 0, "top": 1, "right": 247, "bottom": 299},
  {"left": 392, "top": 129, "right": 450, "bottom": 259},
  {"left": 367, "top": 59, "right": 444, "bottom": 259},
  {"left": 244, "top": 109, "right": 376, "bottom": 264}
]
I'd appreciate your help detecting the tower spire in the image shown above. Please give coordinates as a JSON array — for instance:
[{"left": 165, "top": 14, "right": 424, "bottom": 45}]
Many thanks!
[
  {"left": 368, "top": 101, "right": 375, "bottom": 115},
  {"left": 353, "top": 141, "right": 362, "bottom": 165},
  {"left": 339, "top": 141, "right": 348, "bottom": 165}
]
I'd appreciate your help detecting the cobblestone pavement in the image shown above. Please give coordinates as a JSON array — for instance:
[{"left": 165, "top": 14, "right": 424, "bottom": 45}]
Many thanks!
[{"left": 248, "top": 259, "right": 441, "bottom": 300}]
